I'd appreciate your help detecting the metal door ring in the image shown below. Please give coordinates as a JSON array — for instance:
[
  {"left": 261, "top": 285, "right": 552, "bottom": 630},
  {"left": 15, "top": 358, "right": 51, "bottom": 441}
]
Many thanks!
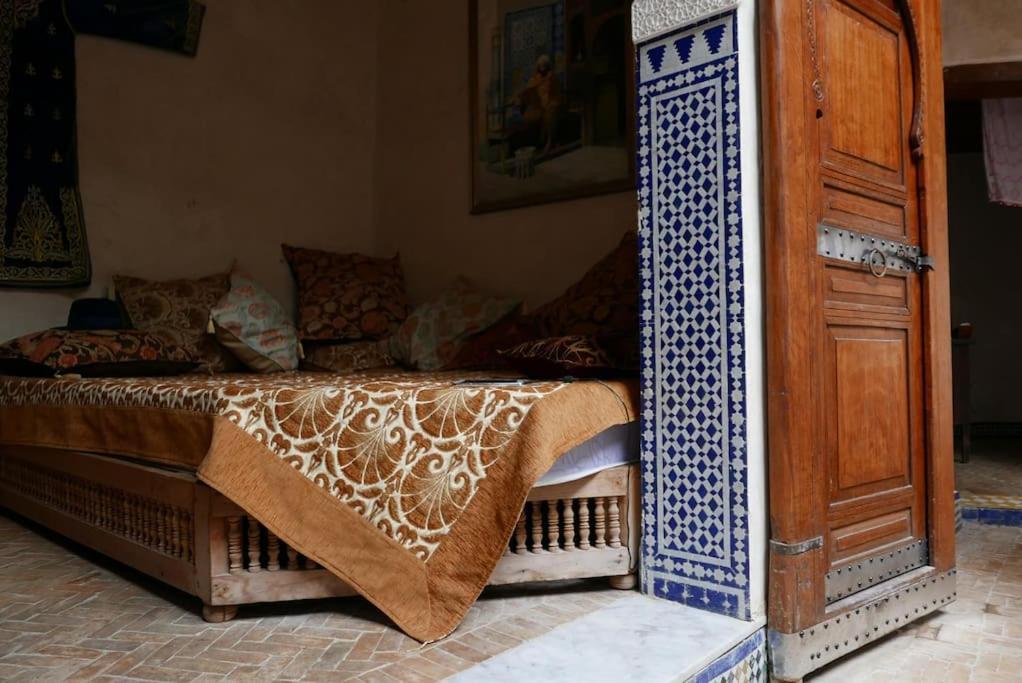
[{"left": 867, "top": 248, "right": 888, "bottom": 278}]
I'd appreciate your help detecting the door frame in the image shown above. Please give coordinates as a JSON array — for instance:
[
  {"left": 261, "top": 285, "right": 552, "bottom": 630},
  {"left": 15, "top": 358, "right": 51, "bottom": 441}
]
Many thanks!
[{"left": 760, "top": 0, "right": 956, "bottom": 677}]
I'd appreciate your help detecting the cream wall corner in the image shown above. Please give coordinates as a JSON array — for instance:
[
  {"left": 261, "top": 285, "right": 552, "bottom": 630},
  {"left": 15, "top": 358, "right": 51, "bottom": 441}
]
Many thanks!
[{"left": 0, "top": 0, "right": 382, "bottom": 341}]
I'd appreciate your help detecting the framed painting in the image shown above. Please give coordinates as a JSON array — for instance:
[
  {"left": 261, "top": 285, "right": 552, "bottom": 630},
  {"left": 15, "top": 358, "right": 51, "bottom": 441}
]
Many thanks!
[{"left": 469, "top": 0, "right": 635, "bottom": 213}]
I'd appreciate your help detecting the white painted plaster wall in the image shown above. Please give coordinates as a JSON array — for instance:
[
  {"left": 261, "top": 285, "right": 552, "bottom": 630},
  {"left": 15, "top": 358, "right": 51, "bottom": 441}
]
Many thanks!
[
  {"left": 943, "top": 0, "right": 1022, "bottom": 66},
  {"left": 0, "top": 0, "right": 382, "bottom": 341},
  {"left": 735, "top": 0, "right": 767, "bottom": 621}
]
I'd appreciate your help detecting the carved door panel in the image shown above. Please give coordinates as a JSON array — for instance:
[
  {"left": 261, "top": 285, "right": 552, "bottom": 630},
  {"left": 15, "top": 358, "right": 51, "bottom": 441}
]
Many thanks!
[
  {"left": 813, "top": 0, "right": 929, "bottom": 598},
  {"left": 762, "top": 0, "right": 956, "bottom": 679}
]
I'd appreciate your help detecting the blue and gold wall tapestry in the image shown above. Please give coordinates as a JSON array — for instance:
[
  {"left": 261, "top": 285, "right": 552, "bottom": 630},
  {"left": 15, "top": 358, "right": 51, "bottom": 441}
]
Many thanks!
[
  {"left": 1, "top": 0, "right": 204, "bottom": 288},
  {"left": 1, "top": 0, "right": 89, "bottom": 287},
  {"left": 66, "top": 1, "right": 205, "bottom": 57}
]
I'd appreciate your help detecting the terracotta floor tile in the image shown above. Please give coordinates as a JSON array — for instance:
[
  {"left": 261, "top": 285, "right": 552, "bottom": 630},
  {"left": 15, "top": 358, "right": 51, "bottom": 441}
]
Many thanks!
[
  {"left": 811, "top": 523, "right": 1022, "bottom": 681},
  {"left": 6, "top": 487, "right": 1022, "bottom": 683}
]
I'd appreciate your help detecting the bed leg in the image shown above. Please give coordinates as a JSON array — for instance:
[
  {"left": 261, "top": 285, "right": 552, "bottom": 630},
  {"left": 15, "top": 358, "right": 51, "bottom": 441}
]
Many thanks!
[
  {"left": 609, "top": 573, "right": 637, "bottom": 590},
  {"left": 202, "top": 603, "right": 239, "bottom": 623}
]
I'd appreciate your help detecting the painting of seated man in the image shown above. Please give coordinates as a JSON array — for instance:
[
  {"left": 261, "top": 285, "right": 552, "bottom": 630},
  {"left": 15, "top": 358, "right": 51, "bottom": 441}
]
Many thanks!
[{"left": 471, "top": 0, "right": 634, "bottom": 212}]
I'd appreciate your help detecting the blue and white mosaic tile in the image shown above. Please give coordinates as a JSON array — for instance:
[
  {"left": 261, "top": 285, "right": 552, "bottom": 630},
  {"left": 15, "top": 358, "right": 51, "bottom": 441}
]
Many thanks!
[
  {"left": 694, "top": 628, "right": 767, "bottom": 683},
  {"left": 959, "top": 491, "right": 1022, "bottom": 527},
  {"left": 636, "top": 10, "right": 751, "bottom": 619}
]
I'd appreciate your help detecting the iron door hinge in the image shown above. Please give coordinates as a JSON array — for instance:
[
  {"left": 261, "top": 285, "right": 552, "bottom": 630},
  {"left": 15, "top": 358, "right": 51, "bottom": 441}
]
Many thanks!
[
  {"left": 894, "top": 246, "right": 935, "bottom": 273},
  {"left": 770, "top": 536, "right": 823, "bottom": 556},
  {"left": 817, "top": 225, "right": 935, "bottom": 275}
]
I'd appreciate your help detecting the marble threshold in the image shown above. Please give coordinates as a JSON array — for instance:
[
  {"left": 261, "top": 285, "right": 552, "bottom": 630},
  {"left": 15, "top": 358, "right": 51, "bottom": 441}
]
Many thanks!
[{"left": 449, "top": 593, "right": 765, "bottom": 682}]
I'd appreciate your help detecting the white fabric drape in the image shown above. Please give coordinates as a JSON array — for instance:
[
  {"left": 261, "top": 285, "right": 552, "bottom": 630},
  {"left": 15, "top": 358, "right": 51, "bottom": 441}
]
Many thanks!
[{"left": 982, "top": 98, "right": 1022, "bottom": 208}]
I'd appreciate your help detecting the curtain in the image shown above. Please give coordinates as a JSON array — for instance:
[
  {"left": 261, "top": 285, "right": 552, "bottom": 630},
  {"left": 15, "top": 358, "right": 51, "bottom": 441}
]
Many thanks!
[
  {"left": 982, "top": 98, "right": 1022, "bottom": 208},
  {"left": 0, "top": 0, "right": 90, "bottom": 287}
]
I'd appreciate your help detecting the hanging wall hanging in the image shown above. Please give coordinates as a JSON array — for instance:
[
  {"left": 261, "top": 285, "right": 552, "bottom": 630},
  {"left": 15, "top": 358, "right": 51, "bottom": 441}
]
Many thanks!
[
  {"left": 0, "top": 0, "right": 204, "bottom": 288},
  {"left": 1, "top": 0, "right": 90, "bottom": 287},
  {"left": 66, "top": 0, "right": 205, "bottom": 57}
]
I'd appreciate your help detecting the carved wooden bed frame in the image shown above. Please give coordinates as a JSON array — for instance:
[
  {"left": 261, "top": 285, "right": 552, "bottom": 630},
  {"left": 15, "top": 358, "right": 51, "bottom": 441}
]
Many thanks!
[{"left": 0, "top": 446, "right": 639, "bottom": 623}]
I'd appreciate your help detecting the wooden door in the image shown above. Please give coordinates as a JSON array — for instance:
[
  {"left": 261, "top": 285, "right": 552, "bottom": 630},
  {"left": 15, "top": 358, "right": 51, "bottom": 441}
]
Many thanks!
[{"left": 761, "top": 0, "right": 956, "bottom": 679}]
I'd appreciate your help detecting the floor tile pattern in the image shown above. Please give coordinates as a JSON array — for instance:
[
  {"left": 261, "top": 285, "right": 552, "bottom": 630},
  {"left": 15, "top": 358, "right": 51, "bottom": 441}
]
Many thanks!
[
  {"left": 2, "top": 515, "right": 1021, "bottom": 681},
  {"left": 809, "top": 523, "right": 1022, "bottom": 682},
  {"left": 955, "top": 437, "right": 1022, "bottom": 498},
  {"left": 960, "top": 494, "right": 1022, "bottom": 510},
  {"left": 0, "top": 513, "right": 627, "bottom": 682},
  {"left": 956, "top": 438, "right": 1022, "bottom": 526}
]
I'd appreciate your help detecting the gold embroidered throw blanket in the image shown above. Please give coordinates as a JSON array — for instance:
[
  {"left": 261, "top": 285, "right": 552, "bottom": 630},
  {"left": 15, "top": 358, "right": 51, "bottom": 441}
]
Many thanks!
[{"left": 0, "top": 371, "right": 638, "bottom": 640}]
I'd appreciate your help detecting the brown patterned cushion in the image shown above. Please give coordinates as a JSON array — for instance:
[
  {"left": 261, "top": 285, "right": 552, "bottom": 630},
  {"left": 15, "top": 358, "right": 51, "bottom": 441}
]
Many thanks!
[
  {"left": 498, "top": 335, "right": 615, "bottom": 378},
  {"left": 442, "top": 312, "right": 538, "bottom": 371},
  {"left": 0, "top": 328, "right": 196, "bottom": 377},
  {"left": 114, "top": 272, "right": 238, "bottom": 372},
  {"left": 529, "top": 231, "right": 639, "bottom": 338},
  {"left": 302, "top": 340, "right": 397, "bottom": 374},
  {"left": 282, "top": 244, "right": 409, "bottom": 343}
]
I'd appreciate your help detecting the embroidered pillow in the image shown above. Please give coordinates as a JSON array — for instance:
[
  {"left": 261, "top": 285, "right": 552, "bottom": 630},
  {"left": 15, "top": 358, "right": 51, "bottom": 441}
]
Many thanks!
[
  {"left": 210, "top": 270, "right": 300, "bottom": 373},
  {"left": 388, "top": 280, "right": 521, "bottom": 371},
  {"left": 529, "top": 231, "right": 639, "bottom": 339},
  {"left": 302, "top": 340, "right": 397, "bottom": 374},
  {"left": 114, "top": 272, "right": 238, "bottom": 372},
  {"left": 0, "top": 329, "right": 196, "bottom": 377},
  {"left": 441, "top": 312, "right": 539, "bottom": 371},
  {"left": 282, "top": 244, "right": 409, "bottom": 343},
  {"left": 498, "top": 335, "right": 615, "bottom": 379}
]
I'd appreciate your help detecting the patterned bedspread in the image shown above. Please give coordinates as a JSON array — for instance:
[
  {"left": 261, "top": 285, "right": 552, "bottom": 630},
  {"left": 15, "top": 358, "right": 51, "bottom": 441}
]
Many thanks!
[{"left": 0, "top": 371, "right": 637, "bottom": 640}]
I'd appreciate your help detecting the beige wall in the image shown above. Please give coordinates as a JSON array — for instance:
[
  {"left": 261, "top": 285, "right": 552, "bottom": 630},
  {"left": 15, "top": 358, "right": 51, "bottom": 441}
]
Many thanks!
[
  {"left": 1, "top": 0, "right": 381, "bottom": 341},
  {"left": 372, "top": 0, "right": 637, "bottom": 308},
  {"left": 944, "top": 0, "right": 1022, "bottom": 66},
  {"left": 2, "top": 0, "right": 638, "bottom": 341},
  {"left": 948, "top": 154, "right": 1022, "bottom": 424}
]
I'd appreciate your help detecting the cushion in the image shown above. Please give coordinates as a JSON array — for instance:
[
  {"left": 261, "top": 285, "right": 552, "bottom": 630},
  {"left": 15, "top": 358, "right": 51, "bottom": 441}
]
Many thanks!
[
  {"left": 302, "top": 340, "right": 396, "bottom": 374},
  {"left": 388, "top": 280, "right": 521, "bottom": 371},
  {"left": 0, "top": 329, "right": 196, "bottom": 377},
  {"left": 210, "top": 270, "right": 300, "bottom": 373},
  {"left": 441, "top": 311, "right": 539, "bottom": 371},
  {"left": 114, "top": 272, "right": 238, "bottom": 372},
  {"left": 498, "top": 335, "right": 615, "bottom": 379},
  {"left": 282, "top": 244, "right": 409, "bottom": 343},
  {"left": 529, "top": 231, "right": 639, "bottom": 338}
]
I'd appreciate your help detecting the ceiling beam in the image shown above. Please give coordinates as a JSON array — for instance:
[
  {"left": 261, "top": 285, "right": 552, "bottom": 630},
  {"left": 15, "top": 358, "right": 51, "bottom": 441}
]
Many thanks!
[{"left": 944, "top": 61, "right": 1022, "bottom": 100}]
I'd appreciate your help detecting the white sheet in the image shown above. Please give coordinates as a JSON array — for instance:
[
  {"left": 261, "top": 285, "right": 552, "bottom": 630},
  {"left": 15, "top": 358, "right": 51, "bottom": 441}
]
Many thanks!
[{"left": 537, "top": 422, "right": 640, "bottom": 486}]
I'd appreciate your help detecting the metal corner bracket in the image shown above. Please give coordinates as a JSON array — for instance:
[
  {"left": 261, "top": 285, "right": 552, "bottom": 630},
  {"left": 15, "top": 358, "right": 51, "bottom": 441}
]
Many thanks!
[
  {"left": 770, "top": 536, "right": 823, "bottom": 556},
  {"left": 768, "top": 568, "right": 957, "bottom": 681}
]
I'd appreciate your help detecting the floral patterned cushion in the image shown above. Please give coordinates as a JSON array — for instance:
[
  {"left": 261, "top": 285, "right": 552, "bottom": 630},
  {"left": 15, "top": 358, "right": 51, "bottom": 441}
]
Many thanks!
[
  {"left": 210, "top": 271, "right": 300, "bottom": 373},
  {"left": 302, "top": 340, "right": 397, "bottom": 374},
  {"left": 282, "top": 244, "right": 409, "bottom": 343},
  {"left": 388, "top": 280, "right": 521, "bottom": 371},
  {"left": 498, "top": 335, "right": 615, "bottom": 378},
  {"left": 441, "top": 313, "right": 539, "bottom": 371},
  {"left": 528, "top": 231, "right": 639, "bottom": 339},
  {"left": 0, "top": 328, "right": 196, "bottom": 377},
  {"left": 113, "top": 272, "right": 238, "bottom": 372}
]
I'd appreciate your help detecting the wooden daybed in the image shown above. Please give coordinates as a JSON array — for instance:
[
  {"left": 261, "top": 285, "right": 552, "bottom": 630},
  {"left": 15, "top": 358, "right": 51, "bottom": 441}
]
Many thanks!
[{"left": 0, "top": 371, "right": 640, "bottom": 638}]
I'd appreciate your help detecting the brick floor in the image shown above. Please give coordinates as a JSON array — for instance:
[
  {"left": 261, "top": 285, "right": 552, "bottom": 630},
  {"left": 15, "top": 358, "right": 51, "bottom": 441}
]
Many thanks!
[
  {"left": 956, "top": 437, "right": 1022, "bottom": 498},
  {"left": 3, "top": 514, "right": 1019, "bottom": 681},
  {"left": 0, "top": 512, "right": 627, "bottom": 681},
  {"left": 810, "top": 523, "right": 1022, "bottom": 682}
]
